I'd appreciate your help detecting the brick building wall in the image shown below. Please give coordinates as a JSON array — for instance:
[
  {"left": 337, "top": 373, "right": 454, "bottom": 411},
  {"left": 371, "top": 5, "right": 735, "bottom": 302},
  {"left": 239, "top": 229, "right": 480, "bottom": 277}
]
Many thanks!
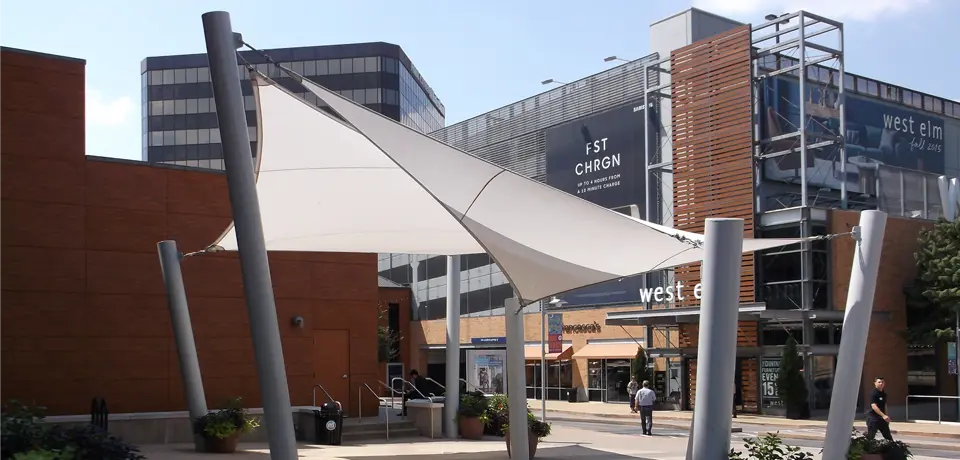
[
  {"left": 1, "top": 47, "right": 381, "bottom": 417},
  {"left": 830, "top": 209, "right": 930, "bottom": 416}
]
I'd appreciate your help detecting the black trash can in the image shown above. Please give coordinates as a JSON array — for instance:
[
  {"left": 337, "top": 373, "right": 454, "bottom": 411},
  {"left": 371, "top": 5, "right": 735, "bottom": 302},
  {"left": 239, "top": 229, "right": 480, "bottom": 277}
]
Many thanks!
[
  {"left": 315, "top": 402, "right": 343, "bottom": 445},
  {"left": 567, "top": 388, "right": 579, "bottom": 403}
]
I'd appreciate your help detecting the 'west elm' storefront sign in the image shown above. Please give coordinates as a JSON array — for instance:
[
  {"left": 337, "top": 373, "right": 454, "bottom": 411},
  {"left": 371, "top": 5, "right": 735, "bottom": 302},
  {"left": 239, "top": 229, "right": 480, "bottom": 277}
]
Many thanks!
[{"left": 639, "top": 281, "right": 707, "bottom": 303}]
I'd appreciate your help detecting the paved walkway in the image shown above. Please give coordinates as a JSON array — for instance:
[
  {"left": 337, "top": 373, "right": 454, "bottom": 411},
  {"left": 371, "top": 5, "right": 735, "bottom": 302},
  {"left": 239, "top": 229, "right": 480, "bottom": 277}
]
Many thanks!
[
  {"left": 138, "top": 423, "right": 954, "bottom": 460},
  {"left": 527, "top": 399, "right": 960, "bottom": 440}
]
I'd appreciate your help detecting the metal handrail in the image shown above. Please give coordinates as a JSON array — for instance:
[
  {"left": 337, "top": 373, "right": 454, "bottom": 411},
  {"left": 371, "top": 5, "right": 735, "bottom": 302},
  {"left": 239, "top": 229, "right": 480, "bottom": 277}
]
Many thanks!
[
  {"left": 359, "top": 383, "right": 389, "bottom": 440},
  {"left": 391, "top": 377, "right": 436, "bottom": 439},
  {"left": 425, "top": 377, "right": 446, "bottom": 389},
  {"left": 378, "top": 380, "right": 404, "bottom": 413},
  {"left": 312, "top": 384, "right": 341, "bottom": 412},
  {"left": 460, "top": 378, "right": 482, "bottom": 393},
  {"left": 905, "top": 395, "right": 960, "bottom": 424}
]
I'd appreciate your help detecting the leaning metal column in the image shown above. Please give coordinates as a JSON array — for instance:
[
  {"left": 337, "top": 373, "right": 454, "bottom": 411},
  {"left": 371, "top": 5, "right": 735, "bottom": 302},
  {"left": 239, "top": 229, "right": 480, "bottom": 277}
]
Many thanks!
[
  {"left": 202, "top": 11, "right": 298, "bottom": 459},
  {"left": 505, "top": 297, "right": 530, "bottom": 460},
  {"left": 444, "top": 256, "right": 461, "bottom": 438},
  {"left": 157, "top": 240, "right": 208, "bottom": 452},
  {"left": 822, "top": 210, "right": 888, "bottom": 460},
  {"left": 690, "top": 218, "right": 744, "bottom": 460}
]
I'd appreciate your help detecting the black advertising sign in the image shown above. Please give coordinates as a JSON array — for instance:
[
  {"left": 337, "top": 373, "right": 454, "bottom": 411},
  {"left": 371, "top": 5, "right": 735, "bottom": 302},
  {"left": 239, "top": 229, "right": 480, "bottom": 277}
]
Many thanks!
[
  {"left": 545, "top": 101, "right": 650, "bottom": 211},
  {"left": 760, "top": 358, "right": 782, "bottom": 407}
]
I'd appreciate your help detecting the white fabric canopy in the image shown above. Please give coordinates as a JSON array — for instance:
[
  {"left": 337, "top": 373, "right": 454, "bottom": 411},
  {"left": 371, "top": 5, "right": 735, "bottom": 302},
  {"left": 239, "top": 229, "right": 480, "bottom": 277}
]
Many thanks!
[{"left": 214, "top": 73, "right": 800, "bottom": 303}]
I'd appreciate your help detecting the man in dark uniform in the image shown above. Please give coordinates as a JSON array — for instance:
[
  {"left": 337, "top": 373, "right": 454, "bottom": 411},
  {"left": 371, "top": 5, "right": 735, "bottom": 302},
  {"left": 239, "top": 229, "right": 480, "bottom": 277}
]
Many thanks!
[{"left": 865, "top": 377, "right": 894, "bottom": 441}]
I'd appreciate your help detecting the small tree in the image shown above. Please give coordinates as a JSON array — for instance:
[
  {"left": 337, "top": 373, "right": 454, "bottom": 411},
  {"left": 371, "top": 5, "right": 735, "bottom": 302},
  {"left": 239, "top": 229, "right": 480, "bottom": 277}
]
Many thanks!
[
  {"left": 776, "top": 336, "right": 808, "bottom": 418},
  {"left": 630, "top": 347, "right": 649, "bottom": 384},
  {"left": 377, "top": 306, "right": 400, "bottom": 362},
  {"left": 906, "top": 219, "right": 960, "bottom": 344}
]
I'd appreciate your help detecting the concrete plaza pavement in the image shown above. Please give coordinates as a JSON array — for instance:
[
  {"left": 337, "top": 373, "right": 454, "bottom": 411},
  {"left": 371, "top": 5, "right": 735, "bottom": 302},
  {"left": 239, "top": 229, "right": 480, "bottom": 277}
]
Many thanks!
[{"left": 139, "top": 422, "right": 954, "bottom": 459}]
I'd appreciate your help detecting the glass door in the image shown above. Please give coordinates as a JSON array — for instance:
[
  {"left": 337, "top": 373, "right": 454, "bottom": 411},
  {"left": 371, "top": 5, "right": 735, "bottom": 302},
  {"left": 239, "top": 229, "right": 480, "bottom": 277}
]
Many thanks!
[
  {"left": 604, "top": 359, "right": 632, "bottom": 403},
  {"left": 587, "top": 360, "right": 604, "bottom": 401}
]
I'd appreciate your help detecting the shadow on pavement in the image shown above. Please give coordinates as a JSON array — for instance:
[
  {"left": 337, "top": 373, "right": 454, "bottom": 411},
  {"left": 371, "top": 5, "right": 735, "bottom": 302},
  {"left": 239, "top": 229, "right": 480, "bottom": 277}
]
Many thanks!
[{"left": 341, "top": 444, "right": 655, "bottom": 459}]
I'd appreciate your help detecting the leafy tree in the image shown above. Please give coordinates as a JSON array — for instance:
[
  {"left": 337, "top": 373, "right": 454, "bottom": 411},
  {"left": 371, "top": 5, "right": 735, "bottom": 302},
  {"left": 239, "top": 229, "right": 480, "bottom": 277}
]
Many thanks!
[
  {"left": 631, "top": 347, "right": 649, "bottom": 384},
  {"left": 905, "top": 219, "right": 960, "bottom": 344},
  {"left": 377, "top": 305, "right": 401, "bottom": 362},
  {"left": 776, "top": 336, "right": 807, "bottom": 416}
]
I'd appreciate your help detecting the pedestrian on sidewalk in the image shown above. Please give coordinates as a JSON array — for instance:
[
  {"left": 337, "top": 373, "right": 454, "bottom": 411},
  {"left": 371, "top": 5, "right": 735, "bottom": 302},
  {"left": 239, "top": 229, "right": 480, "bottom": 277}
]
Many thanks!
[
  {"left": 636, "top": 380, "right": 656, "bottom": 435},
  {"left": 865, "top": 377, "right": 894, "bottom": 441},
  {"left": 628, "top": 376, "right": 640, "bottom": 413}
]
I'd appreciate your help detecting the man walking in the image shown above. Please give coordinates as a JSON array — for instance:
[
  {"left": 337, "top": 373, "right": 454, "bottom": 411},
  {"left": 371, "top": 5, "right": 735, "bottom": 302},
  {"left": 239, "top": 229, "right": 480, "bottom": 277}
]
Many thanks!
[
  {"left": 865, "top": 377, "right": 894, "bottom": 441},
  {"left": 636, "top": 380, "right": 656, "bottom": 436},
  {"left": 628, "top": 376, "right": 640, "bottom": 413}
]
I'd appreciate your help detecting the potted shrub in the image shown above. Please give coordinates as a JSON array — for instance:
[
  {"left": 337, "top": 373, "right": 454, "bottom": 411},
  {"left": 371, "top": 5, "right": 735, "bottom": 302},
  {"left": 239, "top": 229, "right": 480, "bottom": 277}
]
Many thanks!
[
  {"left": 777, "top": 337, "right": 810, "bottom": 420},
  {"left": 502, "top": 408, "right": 551, "bottom": 459},
  {"left": 729, "top": 432, "right": 813, "bottom": 460},
  {"left": 193, "top": 399, "right": 260, "bottom": 454},
  {"left": 484, "top": 394, "right": 509, "bottom": 437},
  {"left": 847, "top": 429, "right": 913, "bottom": 460},
  {"left": 457, "top": 392, "right": 488, "bottom": 440}
]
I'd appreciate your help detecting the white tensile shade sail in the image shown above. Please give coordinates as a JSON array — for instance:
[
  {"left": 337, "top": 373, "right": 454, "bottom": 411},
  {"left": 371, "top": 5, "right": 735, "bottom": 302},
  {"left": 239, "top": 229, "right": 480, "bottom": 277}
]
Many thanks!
[{"left": 214, "top": 73, "right": 800, "bottom": 303}]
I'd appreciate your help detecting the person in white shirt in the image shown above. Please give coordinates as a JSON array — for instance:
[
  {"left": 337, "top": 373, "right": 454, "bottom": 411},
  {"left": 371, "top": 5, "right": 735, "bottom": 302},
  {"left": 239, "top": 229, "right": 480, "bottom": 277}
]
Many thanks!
[
  {"left": 635, "top": 380, "right": 656, "bottom": 435},
  {"left": 627, "top": 377, "right": 639, "bottom": 413}
]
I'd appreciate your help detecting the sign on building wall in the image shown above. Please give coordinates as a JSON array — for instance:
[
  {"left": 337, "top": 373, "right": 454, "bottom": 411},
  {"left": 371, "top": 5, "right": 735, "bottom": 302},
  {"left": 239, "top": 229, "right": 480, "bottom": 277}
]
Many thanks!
[
  {"left": 466, "top": 349, "right": 506, "bottom": 394},
  {"left": 760, "top": 358, "right": 783, "bottom": 407},
  {"left": 543, "top": 101, "right": 654, "bottom": 307},
  {"left": 547, "top": 313, "right": 563, "bottom": 353},
  {"left": 761, "top": 76, "right": 956, "bottom": 195}
]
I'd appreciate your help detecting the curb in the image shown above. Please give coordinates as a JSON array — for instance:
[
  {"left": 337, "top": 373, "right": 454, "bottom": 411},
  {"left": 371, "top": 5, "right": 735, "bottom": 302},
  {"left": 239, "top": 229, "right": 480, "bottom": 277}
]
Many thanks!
[
  {"left": 763, "top": 431, "right": 960, "bottom": 452},
  {"left": 545, "top": 415, "right": 742, "bottom": 433},
  {"left": 537, "top": 409, "right": 960, "bottom": 441}
]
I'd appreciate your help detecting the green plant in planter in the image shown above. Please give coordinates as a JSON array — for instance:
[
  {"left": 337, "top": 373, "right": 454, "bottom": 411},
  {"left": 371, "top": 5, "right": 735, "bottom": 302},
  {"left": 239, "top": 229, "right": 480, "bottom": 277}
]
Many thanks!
[
  {"left": 485, "top": 394, "right": 510, "bottom": 437},
  {"left": 728, "top": 432, "right": 813, "bottom": 460},
  {"left": 500, "top": 408, "right": 552, "bottom": 440},
  {"left": 458, "top": 392, "right": 489, "bottom": 418},
  {"left": 845, "top": 429, "right": 912, "bottom": 460},
  {"left": 193, "top": 398, "right": 260, "bottom": 440},
  {"left": 776, "top": 337, "right": 809, "bottom": 419}
]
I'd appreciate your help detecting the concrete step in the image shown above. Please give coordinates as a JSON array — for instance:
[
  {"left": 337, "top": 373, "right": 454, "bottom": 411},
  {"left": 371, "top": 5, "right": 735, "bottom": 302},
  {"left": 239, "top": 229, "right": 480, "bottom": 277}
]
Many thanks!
[{"left": 342, "top": 421, "right": 419, "bottom": 442}]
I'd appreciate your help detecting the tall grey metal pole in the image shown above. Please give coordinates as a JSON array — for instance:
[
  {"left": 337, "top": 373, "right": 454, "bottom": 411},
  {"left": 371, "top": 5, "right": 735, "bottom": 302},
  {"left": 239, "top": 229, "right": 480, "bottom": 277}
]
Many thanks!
[
  {"left": 798, "top": 11, "right": 809, "bottom": 208},
  {"left": 540, "top": 304, "right": 547, "bottom": 420},
  {"left": 157, "top": 240, "right": 208, "bottom": 452},
  {"left": 444, "top": 256, "right": 461, "bottom": 439},
  {"left": 201, "top": 11, "right": 297, "bottom": 459},
  {"left": 837, "top": 23, "right": 847, "bottom": 209},
  {"left": 822, "top": 210, "right": 887, "bottom": 460},
  {"left": 505, "top": 297, "right": 530, "bottom": 460},
  {"left": 690, "top": 218, "right": 744, "bottom": 460}
]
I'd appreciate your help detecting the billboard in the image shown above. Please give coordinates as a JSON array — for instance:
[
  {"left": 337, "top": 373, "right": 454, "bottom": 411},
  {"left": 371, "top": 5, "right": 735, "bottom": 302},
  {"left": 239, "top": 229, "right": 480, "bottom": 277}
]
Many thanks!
[
  {"left": 545, "top": 101, "right": 653, "bottom": 307},
  {"left": 761, "top": 76, "right": 952, "bottom": 194}
]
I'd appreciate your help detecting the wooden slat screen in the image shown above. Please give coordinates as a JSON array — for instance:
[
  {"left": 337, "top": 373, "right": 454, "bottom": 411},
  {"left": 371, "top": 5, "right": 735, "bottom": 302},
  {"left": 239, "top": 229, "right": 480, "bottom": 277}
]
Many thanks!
[
  {"left": 671, "top": 25, "right": 759, "bottom": 412},
  {"left": 671, "top": 24, "right": 756, "bottom": 307}
]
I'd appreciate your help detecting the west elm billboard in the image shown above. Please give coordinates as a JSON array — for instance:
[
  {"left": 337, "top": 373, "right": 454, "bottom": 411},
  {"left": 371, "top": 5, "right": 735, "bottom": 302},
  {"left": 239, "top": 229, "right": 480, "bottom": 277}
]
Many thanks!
[
  {"left": 545, "top": 100, "right": 654, "bottom": 307},
  {"left": 761, "top": 76, "right": 954, "bottom": 193}
]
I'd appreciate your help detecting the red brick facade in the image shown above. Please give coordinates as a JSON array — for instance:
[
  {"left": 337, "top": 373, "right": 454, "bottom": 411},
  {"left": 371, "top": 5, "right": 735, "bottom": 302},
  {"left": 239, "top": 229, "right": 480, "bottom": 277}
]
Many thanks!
[{"left": 1, "top": 47, "right": 382, "bottom": 417}]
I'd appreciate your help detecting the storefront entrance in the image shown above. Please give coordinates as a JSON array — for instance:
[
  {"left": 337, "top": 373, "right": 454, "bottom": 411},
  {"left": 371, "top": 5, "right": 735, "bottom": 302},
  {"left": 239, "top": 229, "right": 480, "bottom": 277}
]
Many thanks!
[{"left": 586, "top": 359, "right": 633, "bottom": 403}]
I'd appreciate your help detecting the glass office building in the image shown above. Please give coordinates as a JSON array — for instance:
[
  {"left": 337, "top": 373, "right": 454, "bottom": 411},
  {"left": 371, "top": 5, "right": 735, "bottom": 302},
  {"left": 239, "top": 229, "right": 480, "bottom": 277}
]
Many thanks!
[
  {"left": 377, "top": 54, "right": 660, "bottom": 320},
  {"left": 141, "top": 42, "right": 444, "bottom": 168}
]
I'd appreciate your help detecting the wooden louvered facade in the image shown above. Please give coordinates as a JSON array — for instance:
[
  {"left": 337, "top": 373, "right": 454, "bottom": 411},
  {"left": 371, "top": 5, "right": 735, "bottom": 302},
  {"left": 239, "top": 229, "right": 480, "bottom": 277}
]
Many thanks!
[{"left": 670, "top": 25, "right": 760, "bottom": 411}]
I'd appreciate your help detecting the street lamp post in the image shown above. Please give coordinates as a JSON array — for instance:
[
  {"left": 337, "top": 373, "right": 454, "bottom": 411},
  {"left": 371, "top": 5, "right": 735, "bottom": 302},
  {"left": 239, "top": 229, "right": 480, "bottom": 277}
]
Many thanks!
[
  {"left": 603, "top": 56, "right": 631, "bottom": 63},
  {"left": 541, "top": 79, "right": 566, "bottom": 86}
]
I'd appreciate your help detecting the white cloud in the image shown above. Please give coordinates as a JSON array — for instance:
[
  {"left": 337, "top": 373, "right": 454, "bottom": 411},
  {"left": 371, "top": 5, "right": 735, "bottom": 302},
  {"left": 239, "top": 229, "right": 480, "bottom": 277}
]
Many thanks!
[
  {"left": 86, "top": 89, "right": 135, "bottom": 128},
  {"left": 692, "top": 0, "right": 930, "bottom": 22},
  {"left": 85, "top": 89, "right": 141, "bottom": 160}
]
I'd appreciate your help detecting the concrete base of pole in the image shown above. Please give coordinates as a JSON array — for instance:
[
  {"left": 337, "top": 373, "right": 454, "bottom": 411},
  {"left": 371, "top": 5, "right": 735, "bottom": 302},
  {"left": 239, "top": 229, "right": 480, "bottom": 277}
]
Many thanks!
[
  {"left": 690, "top": 218, "right": 744, "bottom": 460},
  {"left": 444, "top": 256, "right": 461, "bottom": 439},
  {"left": 158, "top": 240, "right": 208, "bottom": 453},
  {"left": 822, "top": 211, "right": 887, "bottom": 460},
  {"left": 505, "top": 298, "right": 530, "bottom": 460}
]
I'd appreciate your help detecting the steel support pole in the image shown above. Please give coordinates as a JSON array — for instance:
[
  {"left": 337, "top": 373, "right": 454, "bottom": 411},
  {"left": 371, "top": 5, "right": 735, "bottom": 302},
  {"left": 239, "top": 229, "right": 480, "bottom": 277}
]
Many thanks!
[
  {"left": 505, "top": 297, "right": 530, "bottom": 460},
  {"left": 798, "top": 11, "right": 809, "bottom": 208},
  {"left": 956, "top": 313, "right": 959, "bottom": 419},
  {"left": 444, "top": 256, "right": 461, "bottom": 439},
  {"left": 540, "top": 304, "right": 547, "bottom": 420},
  {"left": 201, "top": 11, "right": 297, "bottom": 459},
  {"left": 822, "top": 210, "right": 887, "bottom": 460},
  {"left": 690, "top": 218, "right": 744, "bottom": 460},
  {"left": 157, "top": 240, "right": 207, "bottom": 452}
]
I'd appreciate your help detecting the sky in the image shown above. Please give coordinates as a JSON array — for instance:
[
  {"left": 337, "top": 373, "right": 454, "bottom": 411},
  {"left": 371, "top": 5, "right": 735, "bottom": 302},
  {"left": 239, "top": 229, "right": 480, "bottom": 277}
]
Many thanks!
[{"left": 1, "top": 0, "right": 958, "bottom": 161}]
